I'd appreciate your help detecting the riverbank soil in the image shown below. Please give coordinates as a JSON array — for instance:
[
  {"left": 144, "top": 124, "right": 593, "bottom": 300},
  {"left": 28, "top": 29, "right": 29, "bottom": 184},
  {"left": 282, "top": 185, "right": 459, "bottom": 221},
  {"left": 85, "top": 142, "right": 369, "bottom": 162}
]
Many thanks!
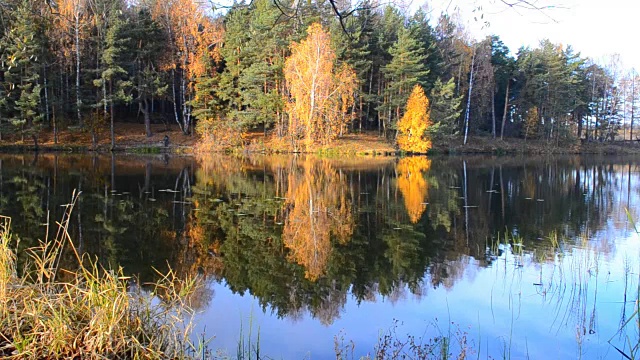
[
  {"left": 0, "top": 124, "right": 197, "bottom": 152},
  {"left": 434, "top": 136, "right": 640, "bottom": 154},
  {"left": 0, "top": 124, "right": 639, "bottom": 154}
]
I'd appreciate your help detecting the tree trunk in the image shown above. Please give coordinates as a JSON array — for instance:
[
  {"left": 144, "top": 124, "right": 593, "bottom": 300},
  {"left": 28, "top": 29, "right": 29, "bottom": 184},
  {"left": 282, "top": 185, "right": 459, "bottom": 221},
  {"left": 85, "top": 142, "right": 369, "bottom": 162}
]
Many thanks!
[
  {"left": 632, "top": 73, "right": 636, "bottom": 141},
  {"left": 577, "top": 112, "right": 583, "bottom": 139},
  {"left": 110, "top": 92, "right": 115, "bottom": 150},
  {"left": 181, "top": 69, "right": 188, "bottom": 135},
  {"left": 491, "top": 82, "right": 496, "bottom": 139},
  {"left": 171, "top": 68, "right": 183, "bottom": 132},
  {"left": 44, "top": 64, "right": 50, "bottom": 126},
  {"left": 463, "top": 49, "right": 476, "bottom": 145},
  {"left": 141, "top": 99, "right": 152, "bottom": 137},
  {"left": 53, "top": 104, "right": 58, "bottom": 145},
  {"left": 75, "top": 13, "right": 82, "bottom": 127},
  {"left": 91, "top": 129, "right": 97, "bottom": 151},
  {"left": 623, "top": 80, "right": 627, "bottom": 140},
  {"left": 32, "top": 134, "right": 39, "bottom": 152},
  {"left": 501, "top": 79, "right": 509, "bottom": 140}
]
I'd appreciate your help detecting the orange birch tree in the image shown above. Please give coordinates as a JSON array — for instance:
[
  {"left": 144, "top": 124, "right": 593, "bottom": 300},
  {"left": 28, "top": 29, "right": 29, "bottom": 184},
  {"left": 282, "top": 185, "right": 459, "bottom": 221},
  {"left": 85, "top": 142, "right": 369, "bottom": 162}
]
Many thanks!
[
  {"left": 397, "top": 84, "right": 433, "bottom": 153},
  {"left": 284, "top": 23, "right": 357, "bottom": 149},
  {"left": 149, "top": 0, "right": 223, "bottom": 134}
]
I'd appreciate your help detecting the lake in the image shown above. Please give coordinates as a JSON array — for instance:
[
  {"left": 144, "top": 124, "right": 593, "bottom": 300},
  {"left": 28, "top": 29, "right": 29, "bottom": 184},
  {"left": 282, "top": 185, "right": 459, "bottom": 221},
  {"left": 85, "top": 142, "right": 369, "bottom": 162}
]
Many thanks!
[{"left": 1, "top": 153, "right": 638, "bottom": 359}]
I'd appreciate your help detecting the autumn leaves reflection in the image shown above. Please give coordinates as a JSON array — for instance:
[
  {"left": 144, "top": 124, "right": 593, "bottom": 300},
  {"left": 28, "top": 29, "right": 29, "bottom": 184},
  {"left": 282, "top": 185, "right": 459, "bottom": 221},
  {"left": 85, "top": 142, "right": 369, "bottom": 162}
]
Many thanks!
[
  {"left": 282, "top": 159, "right": 354, "bottom": 280},
  {"left": 191, "top": 155, "right": 434, "bottom": 284},
  {"left": 397, "top": 157, "right": 432, "bottom": 224}
]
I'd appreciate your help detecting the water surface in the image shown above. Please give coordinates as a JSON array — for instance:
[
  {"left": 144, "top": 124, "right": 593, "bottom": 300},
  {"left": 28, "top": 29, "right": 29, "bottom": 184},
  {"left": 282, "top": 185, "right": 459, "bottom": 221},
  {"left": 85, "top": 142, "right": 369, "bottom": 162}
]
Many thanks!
[{"left": 1, "top": 153, "right": 638, "bottom": 359}]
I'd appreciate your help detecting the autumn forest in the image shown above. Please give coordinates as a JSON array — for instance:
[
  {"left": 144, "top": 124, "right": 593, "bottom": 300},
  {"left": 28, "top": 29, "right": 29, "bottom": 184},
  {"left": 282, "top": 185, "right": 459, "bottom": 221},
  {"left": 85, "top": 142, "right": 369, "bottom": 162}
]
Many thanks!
[{"left": 0, "top": 0, "right": 637, "bottom": 152}]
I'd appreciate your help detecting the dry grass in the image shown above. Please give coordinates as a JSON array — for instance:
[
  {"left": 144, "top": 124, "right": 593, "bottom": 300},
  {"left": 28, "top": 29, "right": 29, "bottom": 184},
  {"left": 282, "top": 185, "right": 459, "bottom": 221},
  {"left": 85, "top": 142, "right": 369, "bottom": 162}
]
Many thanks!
[
  {"left": 0, "top": 192, "right": 201, "bottom": 359},
  {"left": 245, "top": 131, "right": 397, "bottom": 155}
]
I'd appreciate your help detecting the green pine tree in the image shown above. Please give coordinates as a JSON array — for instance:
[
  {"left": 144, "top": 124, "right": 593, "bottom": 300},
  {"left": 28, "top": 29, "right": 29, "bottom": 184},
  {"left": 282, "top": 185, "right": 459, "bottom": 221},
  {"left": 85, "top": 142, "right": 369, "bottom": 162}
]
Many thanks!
[
  {"left": 429, "top": 77, "right": 462, "bottom": 138},
  {"left": 0, "top": 0, "right": 47, "bottom": 147},
  {"left": 93, "top": 4, "right": 131, "bottom": 149},
  {"left": 379, "top": 26, "right": 429, "bottom": 136},
  {"left": 128, "top": 9, "right": 167, "bottom": 138}
]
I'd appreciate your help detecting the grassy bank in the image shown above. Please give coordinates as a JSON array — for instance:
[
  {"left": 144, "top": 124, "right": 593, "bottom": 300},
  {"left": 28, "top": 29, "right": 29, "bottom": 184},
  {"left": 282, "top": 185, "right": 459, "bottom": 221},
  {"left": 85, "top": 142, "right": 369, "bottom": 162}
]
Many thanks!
[
  {"left": 242, "top": 132, "right": 640, "bottom": 155},
  {"left": 0, "top": 193, "right": 200, "bottom": 359}
]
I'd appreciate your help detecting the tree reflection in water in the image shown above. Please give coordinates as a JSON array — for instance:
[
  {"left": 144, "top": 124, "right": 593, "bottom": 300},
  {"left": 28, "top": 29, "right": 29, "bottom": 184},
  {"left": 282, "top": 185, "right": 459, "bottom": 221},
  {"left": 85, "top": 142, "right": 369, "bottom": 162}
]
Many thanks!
[{"left": 0, "top": 154, "right": 637, "bottom": 329}]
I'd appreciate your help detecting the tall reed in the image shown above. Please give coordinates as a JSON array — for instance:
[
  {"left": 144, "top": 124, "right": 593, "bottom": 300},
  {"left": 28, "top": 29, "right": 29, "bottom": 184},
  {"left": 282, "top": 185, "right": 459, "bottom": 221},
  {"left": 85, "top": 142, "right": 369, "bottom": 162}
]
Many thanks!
[{"left": 0, "top": 192, "right": 200, "bottom": 359}]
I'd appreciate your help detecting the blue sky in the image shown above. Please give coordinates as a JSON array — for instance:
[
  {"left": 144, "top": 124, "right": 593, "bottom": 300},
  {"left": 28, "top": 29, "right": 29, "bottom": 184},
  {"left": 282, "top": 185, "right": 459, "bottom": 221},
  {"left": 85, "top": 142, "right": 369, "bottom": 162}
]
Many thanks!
[{"left": 421, "top": 0, "right": 639, "bottom": 70}]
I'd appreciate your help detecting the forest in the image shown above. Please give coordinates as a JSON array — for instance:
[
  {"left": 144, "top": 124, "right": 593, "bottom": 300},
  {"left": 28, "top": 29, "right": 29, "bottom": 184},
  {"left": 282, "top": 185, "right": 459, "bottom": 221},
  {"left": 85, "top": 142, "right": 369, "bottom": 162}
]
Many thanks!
[{"left": 0, "top": 0, "right": 637, "bottom": 151}]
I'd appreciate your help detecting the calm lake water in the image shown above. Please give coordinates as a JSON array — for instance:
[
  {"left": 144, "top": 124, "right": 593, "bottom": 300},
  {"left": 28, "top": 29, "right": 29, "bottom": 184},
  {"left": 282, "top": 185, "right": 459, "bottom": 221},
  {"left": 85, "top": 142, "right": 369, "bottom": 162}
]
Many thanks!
[{"left": 1, "top": 153, "right": 639, "bottom": 359}]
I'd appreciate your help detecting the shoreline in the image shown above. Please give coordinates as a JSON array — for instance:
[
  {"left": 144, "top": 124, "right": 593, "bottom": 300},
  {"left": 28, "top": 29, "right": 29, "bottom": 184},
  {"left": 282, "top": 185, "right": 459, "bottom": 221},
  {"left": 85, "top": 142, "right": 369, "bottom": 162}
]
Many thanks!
[
  {"left": 0, "top": 142, "right": 637, "bottom": 156},
  {"left": 0, "top": 125, "right": 639, "bottom": 156}
]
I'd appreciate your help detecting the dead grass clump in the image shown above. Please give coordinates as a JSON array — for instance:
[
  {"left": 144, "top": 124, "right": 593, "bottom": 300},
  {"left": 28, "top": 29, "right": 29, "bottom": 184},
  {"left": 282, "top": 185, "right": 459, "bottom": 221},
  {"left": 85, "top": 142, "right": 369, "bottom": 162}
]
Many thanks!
[{"left": 0, "top": 192, "right": 200, "bottom": 359}]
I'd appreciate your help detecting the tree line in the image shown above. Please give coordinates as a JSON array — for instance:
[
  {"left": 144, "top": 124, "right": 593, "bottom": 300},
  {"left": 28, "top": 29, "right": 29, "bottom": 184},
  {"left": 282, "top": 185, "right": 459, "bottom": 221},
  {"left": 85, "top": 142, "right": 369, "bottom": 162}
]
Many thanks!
[{"left": 0, "top": 0, "right": 637, "bottom": 149}]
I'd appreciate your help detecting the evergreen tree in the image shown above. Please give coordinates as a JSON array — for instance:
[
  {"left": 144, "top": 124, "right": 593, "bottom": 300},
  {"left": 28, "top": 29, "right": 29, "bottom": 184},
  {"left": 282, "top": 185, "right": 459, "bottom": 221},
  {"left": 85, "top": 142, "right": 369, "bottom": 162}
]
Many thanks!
[
  {"left": 429, "top": 77, "right": 462, "bottom": 137},
  {"left": 490, "top": 36, "right": 516, "bottom": 139},
  {"left": 215, "top": 3, "right": 250, "bottom": 121},
  {"left": 0, "top": 0, "right": 47, "bottom": 146},
  {"left": 408, "top": 8, "right": 440, "bottom": 92},
  {"left": 379, "top": 26, "right": 429, "bottom": 137},
  {"left": 93, "top": 4, "right": 131, "bottom": 148},
  {"left": 128, "top": 8, "right": 167, "bottom": 138},
  {"left": 330, "top": 14, "right": 373, "bottom": 131}
]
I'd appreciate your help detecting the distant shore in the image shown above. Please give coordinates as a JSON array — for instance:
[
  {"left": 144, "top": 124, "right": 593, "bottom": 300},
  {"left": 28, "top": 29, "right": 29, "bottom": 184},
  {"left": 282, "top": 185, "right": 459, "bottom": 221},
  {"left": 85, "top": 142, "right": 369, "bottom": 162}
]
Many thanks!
[{"left": 0, "top": 124, "right": 639, "bottom": 156}]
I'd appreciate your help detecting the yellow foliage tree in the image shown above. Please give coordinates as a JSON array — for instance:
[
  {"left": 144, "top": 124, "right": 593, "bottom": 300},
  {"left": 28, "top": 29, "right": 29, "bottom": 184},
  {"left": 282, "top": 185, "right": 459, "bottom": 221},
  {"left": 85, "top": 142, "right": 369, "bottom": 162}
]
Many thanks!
[
  {"left": 149, "top": 0, "right": 224, "bottom": 133},
  {"left": 397, "top": 157, "right": 432, "bottom": 223},
  {"left": 284, "top": 23, "right": 357, "bottom": 149},
  {"left": 397, "top": 85, "right": 432, "bottom": 153},
  {"left": 523, "top": 106, "right": 539, "bottom": 140}
]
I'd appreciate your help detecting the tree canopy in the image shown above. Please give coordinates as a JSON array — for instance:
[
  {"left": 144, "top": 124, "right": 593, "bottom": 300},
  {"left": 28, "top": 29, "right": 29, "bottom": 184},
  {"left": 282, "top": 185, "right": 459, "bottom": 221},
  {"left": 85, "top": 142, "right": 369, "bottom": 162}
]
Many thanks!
[{"left": 0, "top": 0, "right": 634, "bottom": 148}]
